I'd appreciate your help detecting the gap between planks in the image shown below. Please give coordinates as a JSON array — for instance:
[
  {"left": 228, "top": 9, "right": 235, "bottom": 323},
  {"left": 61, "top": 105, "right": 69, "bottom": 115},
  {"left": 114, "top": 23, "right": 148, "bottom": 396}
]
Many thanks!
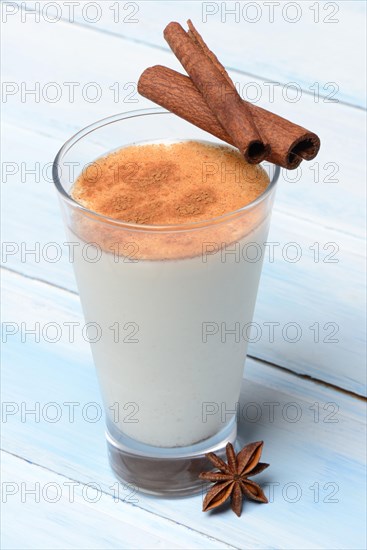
[{"left": 247, "top": 354, "right": 367, "bottom": 402}]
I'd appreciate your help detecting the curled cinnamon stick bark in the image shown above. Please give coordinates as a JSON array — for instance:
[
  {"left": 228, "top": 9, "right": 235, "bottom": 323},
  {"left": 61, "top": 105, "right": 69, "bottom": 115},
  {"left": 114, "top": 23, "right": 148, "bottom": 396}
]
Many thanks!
[
  {"left": 163, "top": 22, "right": 269, "bottom": 164},
  {"left": 138, "top": 65, "right": 320, "bottom": 170}
]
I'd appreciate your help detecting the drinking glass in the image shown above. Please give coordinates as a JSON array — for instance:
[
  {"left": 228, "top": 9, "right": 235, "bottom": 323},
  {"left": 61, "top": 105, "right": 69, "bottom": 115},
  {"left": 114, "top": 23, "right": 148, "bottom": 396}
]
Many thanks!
[{"left": 53, "top": 108, "right": 279, "bottom": 496}]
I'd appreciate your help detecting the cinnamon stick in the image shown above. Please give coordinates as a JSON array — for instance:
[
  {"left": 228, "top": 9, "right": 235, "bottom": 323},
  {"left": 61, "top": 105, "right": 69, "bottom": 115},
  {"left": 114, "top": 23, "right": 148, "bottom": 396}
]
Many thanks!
[
  {"left": 138, "top": 65, "right": 320, "bottom": 169},
  {"left": 138, "top": 20, "right": 320, "bottom": 169},
  {"left": 163, "top": 22, "right": 269, "bottom": 164}
]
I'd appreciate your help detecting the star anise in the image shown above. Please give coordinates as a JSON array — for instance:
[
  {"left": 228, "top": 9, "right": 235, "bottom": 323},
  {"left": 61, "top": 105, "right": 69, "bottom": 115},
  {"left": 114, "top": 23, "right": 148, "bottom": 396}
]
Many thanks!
[{"left": 199, "top": 441, "right": 269, "bottom": 517}]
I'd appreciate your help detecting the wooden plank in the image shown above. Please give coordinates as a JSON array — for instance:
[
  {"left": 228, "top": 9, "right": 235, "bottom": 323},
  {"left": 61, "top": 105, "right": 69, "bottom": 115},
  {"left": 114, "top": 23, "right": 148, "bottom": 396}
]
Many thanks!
[
  {"left": 1, "top": 14, "right": 366, "bottom": 239},
  {"left": 12, "top": 0, "right": 367, "bottom": 108},
  {"left": 1, "top": 452, "right": 235, "bottom": 550},
  {"left": 2, "top": 268, "right": 366, "bottom": 549},
  {"left": 2, "top": 124, "right": 365, "bottom": 395}
]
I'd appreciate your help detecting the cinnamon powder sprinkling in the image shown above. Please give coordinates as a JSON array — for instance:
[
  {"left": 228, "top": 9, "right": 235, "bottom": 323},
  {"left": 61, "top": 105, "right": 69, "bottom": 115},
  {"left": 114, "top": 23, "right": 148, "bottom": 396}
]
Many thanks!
[{"left": 72, "top": 141, "right": 269, "bottom": 225}]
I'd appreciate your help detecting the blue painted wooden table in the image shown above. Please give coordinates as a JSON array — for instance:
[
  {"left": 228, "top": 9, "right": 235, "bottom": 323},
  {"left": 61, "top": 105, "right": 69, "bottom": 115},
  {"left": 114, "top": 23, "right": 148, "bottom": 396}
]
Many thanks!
[{"left": 1, "top": 1, "right": 366, "bottom": 548}]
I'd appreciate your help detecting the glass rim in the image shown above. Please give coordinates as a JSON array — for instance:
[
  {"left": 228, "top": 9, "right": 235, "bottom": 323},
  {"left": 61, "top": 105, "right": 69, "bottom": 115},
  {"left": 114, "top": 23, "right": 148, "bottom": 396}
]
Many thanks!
[{"left": 52, "top": 108, "right": 280, "bottom": 233}]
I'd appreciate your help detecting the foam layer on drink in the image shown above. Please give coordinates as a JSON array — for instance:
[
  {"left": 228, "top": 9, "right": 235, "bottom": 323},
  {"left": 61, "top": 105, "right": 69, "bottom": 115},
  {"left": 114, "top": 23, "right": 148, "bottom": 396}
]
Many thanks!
[
  {"left": 72, "top": 141, "right": 269, "bottom": 224},
  {"left": 70, "top": 140, "right": 271, "bottom": 260}
]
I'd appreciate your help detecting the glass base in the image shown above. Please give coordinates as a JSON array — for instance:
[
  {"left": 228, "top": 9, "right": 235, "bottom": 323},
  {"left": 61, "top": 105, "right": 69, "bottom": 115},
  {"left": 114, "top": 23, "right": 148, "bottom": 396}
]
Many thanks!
[{"left": 106, "top": 417, "right": 237, "bottom": 496}]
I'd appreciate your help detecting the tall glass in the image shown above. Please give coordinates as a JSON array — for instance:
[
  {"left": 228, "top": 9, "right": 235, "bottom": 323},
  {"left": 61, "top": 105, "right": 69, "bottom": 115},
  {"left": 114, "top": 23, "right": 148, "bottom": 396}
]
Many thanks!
[{"left": 53, "top": 108, "right": 279, "bottom": 496}]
